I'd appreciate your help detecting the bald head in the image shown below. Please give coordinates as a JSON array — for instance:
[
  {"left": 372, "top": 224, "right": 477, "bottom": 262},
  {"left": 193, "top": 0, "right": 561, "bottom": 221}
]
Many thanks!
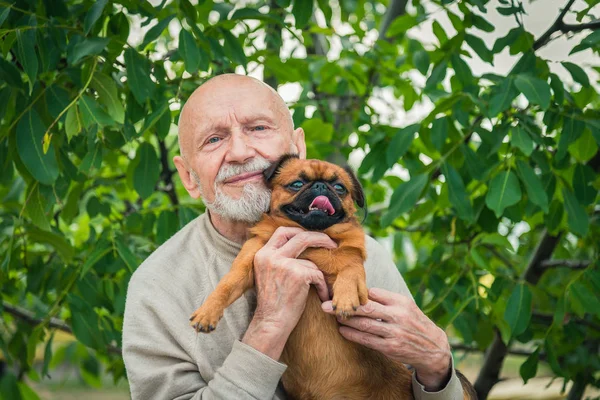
[{"left": 178, "top": 74, "right": 294, "bottom": 159}]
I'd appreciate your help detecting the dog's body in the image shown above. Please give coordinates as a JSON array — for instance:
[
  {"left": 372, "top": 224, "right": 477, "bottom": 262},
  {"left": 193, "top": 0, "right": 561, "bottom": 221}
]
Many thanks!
[{"left": 190, "top": 156, "right": 475, "bottom": 399}]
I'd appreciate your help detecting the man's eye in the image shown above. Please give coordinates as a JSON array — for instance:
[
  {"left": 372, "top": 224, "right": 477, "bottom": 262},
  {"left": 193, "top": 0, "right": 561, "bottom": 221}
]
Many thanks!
[
  {"left": 252, "top": 126, "right": 267, "bottom": 131},
  {"left": 207, "top": 137, "right": 221, "bottom": 144},
  {"left": 333, "top": 183, "right": 346, "bottom": 193},
  {"left": 289, "top": 181, "right": 304, "bottom": 190}
]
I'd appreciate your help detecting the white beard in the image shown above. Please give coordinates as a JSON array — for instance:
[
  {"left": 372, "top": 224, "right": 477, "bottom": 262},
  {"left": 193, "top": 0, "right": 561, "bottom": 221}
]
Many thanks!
[{"left": 191, "top": 157, "right": 272, "bottom": 224}]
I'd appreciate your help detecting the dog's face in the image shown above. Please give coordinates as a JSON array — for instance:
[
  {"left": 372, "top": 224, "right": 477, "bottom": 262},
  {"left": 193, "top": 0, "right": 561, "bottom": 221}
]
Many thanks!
[{"left": 263, "top": 155, "right": 365, "bottom": 231}]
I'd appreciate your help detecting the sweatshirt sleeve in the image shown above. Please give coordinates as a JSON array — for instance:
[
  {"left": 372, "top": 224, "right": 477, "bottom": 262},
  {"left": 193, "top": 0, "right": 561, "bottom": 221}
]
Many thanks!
[
  {"left": 123, "top": 270, "right": 286, "bottom": 400},
  {"left": 364, "top": 236, "right": 467, "bottom": 400}
]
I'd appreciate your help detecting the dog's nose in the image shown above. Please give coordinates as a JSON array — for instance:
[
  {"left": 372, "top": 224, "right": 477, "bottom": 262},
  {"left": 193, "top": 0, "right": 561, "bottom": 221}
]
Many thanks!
[{"left": 312, "top": 182, "right": 328, "bottom": 194}]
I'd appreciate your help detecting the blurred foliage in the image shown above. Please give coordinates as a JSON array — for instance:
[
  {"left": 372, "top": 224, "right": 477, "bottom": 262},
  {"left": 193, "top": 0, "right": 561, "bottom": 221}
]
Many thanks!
[{"left": 0, "top": 0, "right": 599, "bottom": 398}]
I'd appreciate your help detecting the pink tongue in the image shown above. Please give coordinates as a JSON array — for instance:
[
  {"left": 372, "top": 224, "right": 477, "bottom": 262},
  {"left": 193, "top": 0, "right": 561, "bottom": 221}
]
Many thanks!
[{"left": 310, "top": 196, "right": 335, "bottom": 215}]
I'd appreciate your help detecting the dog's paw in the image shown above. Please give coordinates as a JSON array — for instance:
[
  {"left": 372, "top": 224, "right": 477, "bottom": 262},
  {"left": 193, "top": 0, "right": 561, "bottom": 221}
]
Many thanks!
[
  {"left": 189, "top": 304, "right": 223, "bottom": 333},
  {"left": 332, "top": 290, "right": 360, "bottom": 319}
]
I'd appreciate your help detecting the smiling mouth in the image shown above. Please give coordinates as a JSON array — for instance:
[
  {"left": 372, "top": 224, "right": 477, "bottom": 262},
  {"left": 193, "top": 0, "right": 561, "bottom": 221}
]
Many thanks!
[{"left": 223, "top": 171, "right": 264, "bottom": 184}]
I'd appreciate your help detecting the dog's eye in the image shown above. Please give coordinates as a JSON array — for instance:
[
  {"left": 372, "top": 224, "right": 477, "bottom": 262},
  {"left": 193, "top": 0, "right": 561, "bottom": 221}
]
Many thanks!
[
  {"left": 333, "top": 183, "right": 346, "bottom": 193},
  {"left": 289, "top": 181, "right": 304, "bottom": 190}
]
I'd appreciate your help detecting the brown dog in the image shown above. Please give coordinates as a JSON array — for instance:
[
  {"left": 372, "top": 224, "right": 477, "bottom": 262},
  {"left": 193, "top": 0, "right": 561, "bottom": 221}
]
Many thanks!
[{"left": 190, "top": 155, "right": 476, "bottom": 399}]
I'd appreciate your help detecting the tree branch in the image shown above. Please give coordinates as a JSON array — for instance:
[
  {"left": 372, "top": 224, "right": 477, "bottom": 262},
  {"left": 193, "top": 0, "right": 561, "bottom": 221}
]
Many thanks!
[
  {"left": 158, "top": 139, "right": 179, "bottom": 207},
  {"left": 540, "top": 259, "right": 592, "bottom": 269},
  {"left": 451, "top": 342, "right": 542, "bottom": 358},
  {"left": 1, "top": 302, "right": 122, "bottom": 356},
  {"left": 474, "top": 230, "right": 561, "bottom": 399},
  {"left": 532, "top": 0, "right": 599, "bottom": 50}
]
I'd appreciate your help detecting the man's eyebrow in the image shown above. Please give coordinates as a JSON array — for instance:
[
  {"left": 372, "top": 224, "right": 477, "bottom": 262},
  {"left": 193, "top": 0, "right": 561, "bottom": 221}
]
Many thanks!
[{"left": 239, "top": 113, "right": 276, "bottom": 123}]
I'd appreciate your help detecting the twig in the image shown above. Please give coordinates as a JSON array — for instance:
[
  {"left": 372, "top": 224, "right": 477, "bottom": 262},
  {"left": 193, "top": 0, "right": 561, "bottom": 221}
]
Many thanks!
[
  {"left": 1, "top": 302, "right": 123, "bottom": 356},
  {"left": 158, "top": 139, "right": 179, "bottom": 207},
  {"left": 532, "top": 0, "right": 598, "bottom": 50},
  {"left": 540, "top": 259, "right": 592, "bottom": 269}
]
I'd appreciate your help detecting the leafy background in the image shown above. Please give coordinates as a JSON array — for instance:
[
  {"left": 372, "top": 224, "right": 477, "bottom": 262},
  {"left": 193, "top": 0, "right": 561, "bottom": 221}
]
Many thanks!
[{"left": 1, "top": 0, "right": 599, "bottom": 399}]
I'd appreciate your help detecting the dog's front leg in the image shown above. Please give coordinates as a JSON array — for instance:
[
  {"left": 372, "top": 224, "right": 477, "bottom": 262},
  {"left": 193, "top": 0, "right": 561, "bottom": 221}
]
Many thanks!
[
  {"left": 190, "top": 237, "right": 264, "bottom": 332},
  {"left": 331, "top": 254, "right": 368, "bottom": 319}
]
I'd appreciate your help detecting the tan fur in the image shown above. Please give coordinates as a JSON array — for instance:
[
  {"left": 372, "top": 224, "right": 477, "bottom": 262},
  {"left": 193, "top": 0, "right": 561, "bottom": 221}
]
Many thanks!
[{"left": 190, "top": 158, "right": 476, "bottom": 399}]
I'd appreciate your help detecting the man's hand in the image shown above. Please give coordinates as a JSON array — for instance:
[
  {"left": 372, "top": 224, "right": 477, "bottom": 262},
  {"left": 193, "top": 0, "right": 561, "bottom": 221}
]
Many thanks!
[
  {"left": 242, "top": 227, "right": 336, "bottom": 360},
  {"left": 322, "top": 287, "right": 452, "bottom": 392}
]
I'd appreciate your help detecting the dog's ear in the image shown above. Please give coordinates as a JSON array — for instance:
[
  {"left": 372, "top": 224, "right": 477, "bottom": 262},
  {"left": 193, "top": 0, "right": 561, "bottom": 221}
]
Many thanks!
[
  {"left": 343, "top": 166, "right": 366, "bottom": 209},
  {"left": 263, "top": 154, "right": 299, "bottom": 185}
]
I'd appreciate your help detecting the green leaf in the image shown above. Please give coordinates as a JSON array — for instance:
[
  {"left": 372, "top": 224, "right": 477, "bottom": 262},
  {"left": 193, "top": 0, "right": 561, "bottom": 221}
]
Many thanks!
[
  {"left": 485, "top": 171, "right": 522, "bottom": 218},
  {"left": 381, "top": 174, "right": 429, "bottom": 227},
  {"left": 140, "top": 15, "right": 176, "bottom": 49},
  {"left": 544, "top": 200, "right": 563, "bottom": 232},
  {"left": 557, "top": 116, "right": 585, "bottom": 159},
  {"left": 0, "top": 372, "right": 22, "bottom": 400},
  {"left": 442, "top": 163, "right": 474, "bottom": 223},
  {"left": 465, "top": 34, "right": 494, "bottom": 64},
  {"left": 572, "top": 164, "right": 596, "bottom": 206},
  {"left": 115, "top": 235, "right": 138, "bottom": 273},
  {"left": 510, "top": 126, "right": 534, "bottom": 156},
  {"left": 292, "top": 0, "right": 313, "bottom": 28},
  {"left": 16, "top": 28, "right": 38, "bottom": 94},
  {"left": 514, "top": 74, "right": 551, "bottom": 110},
  {"left": 80, "top": 95, "right": 115, "bottom": 127},
  {"left": 125, "top": 48, "right": 156, "bottom": 105},
  {"left": 69, "top": 295, "right": 102, "bottom": 349},
  {"left": 69, "top": 37, "right": 110, "bottom": 64},
  {"left": 222, "top": 30, "right": 247, "bottom": 66},
  {"left": 431, "top": 117, "right": 448, "bottom": 151},
  {"left": 65, "top": 106, "right": 83, "bottom": 141},
  {"left": 520, "top": 347, "right": 539, "bottom": 384},
  {"left": 157, "top": 210, "right": 179, "bottom": 244},
  {"left": 179, "top": 29, "right": 201, "bottom": 74},
  {"left": 472, "top": 14, "right": 494, "bottom": 32},
  {"left": 561, "top": 62, "right": 590, "bottom": 87},
  {"left": 42, "top": 332, "right": 55, "bottom": 378},
  {"left": 386, "top": 14, "right": 419, "bottom": 37},
  {"left": 24, "top": 184, "right": 51, "bottom": 231},
  {"left": 17, "top": 109, "right": 59, "bottom": 185},
  {"left": 133, "top": 143, "right": 160, "bottom": 199},
  {"left": 91, "top": 73, "right": 125, "bottom": 124},
  {"left": 140, "top": 101, "right": 170, "bottom": 136},
  {"left": 0, "top": 7, "right": 10, "bottom": 26},
  {"left": 84, "top": 0, "right": 108, "bottom": 35},
  {"left": 451, "top": 54, "right": 473, "bottom": 86},
  {"left": 80, "top": 242, "right": 111, "bottom": 278},
  {"left": 461, "top": 144, "right": 488, "bottom": 181},
  {"left": 425, "top": 60, "right": 447, "bottom": 89},
  {"left": 413, "top": 50, "right": 430, "bottom": 75},
  {"left": 18, "top": 381, "right": 41, "bottom": 400},
  {"left": 493, "top": 27, "right": 522, "bottom": 53},
  {"left": 26, "top": 224, "right": 75, "bottom": 261},
  {"left": 549, "top": 73, "right": 564, "bottom": 104},
  {"left": 386, "top": 124, "right": 419, "bottom": 166},
  {"left": 488, "top": 76, "right": 518, "bottom": 117},
  {"left": 504, "top": 283, "right": 532, "bottom": 338},
  {"left": 562, "top": 188, "right": 589, "bottom": 237},
  {"left": 0, "top": 53, "right": 24, "bottom": 89},
  {"left": 569, "top": 281, "right": 600, "bottom": 319},
  {"left": 516, "top": 160, "right": 549, "bottom": 213},
  {"left": 569, "top": 129, "right": 598, "bottom": 163}
]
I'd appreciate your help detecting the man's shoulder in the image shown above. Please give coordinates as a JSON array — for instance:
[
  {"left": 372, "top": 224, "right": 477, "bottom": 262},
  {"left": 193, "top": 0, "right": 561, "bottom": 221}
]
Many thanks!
[{"left": 130, "top": 214, "right": 205, "bottom": 287}]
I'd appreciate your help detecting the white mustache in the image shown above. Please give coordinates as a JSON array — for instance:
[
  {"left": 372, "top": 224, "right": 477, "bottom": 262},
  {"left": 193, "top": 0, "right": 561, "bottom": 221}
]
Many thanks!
[{"left": 215, "top": 157, "right": 272, "bottom": 183}]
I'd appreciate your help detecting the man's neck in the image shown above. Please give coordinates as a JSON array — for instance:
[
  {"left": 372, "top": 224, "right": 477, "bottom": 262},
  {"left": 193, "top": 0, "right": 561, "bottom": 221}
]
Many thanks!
[{"left": 208, "top": 211, "right": 251, "bottom": 244}]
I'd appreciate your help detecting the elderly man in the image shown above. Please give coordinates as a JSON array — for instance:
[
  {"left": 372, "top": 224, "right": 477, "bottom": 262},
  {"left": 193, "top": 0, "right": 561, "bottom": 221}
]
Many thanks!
[{"left": 123, "top": 74, "right": 469, "bottom": 399}]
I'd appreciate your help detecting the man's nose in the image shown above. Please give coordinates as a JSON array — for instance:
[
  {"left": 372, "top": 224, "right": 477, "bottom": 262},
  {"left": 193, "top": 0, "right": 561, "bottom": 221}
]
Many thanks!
[
  {"left": 312, "top": 182, "right": 328, "bottom": 194},
  {"left": 225, "top": 131, "right": 256, "bottom": 163}
]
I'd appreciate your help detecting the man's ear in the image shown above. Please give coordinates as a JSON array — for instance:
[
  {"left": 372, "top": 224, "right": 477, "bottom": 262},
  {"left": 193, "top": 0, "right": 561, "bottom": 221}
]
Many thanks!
[
  {"left": 343, "top": 166, "right": 366, "bottom": 209},
  {"left": 263, "top": 154, "right": 299, "bottom": 185},
  {"left": 292, "top": 127, "right": 307, "bottom": 159},
  {"left": 173, "top": 155, "right": 201, "bottom": 199}
]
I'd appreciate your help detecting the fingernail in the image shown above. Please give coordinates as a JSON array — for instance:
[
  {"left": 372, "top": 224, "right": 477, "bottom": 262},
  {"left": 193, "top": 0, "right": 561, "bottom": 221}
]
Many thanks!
[{"left": 322, "top": 302, "right": 333, "bottom": 312}]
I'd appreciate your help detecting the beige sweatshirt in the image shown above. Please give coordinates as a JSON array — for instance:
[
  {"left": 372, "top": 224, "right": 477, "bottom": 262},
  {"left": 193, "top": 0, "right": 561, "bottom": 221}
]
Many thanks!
[{"left": 123, "top": 213, "right": 464, "bottom": 399}]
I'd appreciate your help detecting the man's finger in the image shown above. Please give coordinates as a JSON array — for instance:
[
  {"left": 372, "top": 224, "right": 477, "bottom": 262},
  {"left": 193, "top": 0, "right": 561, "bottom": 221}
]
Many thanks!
[
  {"left": 278, "top": 232, "right": 337, "bottom": 258},
  {"left": 338, "top": 326, "right": 388, "bottom": 352},
  {"left": 305, "top": 269, "right": 330, "bottom": 302},
  {"left": 264, "top": 227, "right": 306, "bottom": 250},
  {"left": 368, "top": 287, "right": 408, "bottom": 306},
  {"left": 336, "top": 316, "right": 392, "bottom": 338},
  {"left": 323, "top": 299, "right": 391, "bottom": 321}
]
